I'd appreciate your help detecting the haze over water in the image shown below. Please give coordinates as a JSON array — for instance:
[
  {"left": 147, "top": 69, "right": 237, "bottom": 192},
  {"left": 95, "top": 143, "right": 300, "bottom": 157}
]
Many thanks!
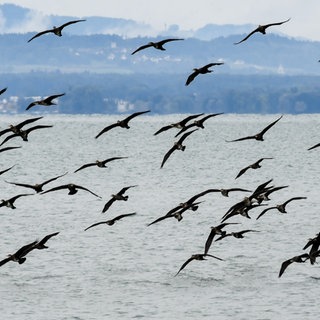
[{"left": 0, "top": 113, "right": 319, "bottom": 319}]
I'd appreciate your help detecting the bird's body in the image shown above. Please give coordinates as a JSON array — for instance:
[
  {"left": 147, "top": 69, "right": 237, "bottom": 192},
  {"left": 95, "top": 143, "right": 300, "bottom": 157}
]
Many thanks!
[
  {"left": 84, "top": 213, "right": 136, "bottom": 231},
  {"left": 26, "top": 93, "right": 65, "bottom": 111},
  {"left": 227, "top": 115, "right": 283, "bottom": 142},
  {"left": 28, "top": 19, "right": 86, "bottom": 42},
  {"left": 234, "top": 19, "right": 290, "bottom": 44},
  {"left": 95, "top": 110, "right": 150, "bottom": 139},
  {"left": 185, "top": 63, "right": 224, "bottom": 86},
  {"left": 236, "top": 157, "right": 273, "bottom": 179},
  {"left": 41, "top": 183, "right": 101, "bottom": 198},
  {"left": 131, "top": 38, "right": 184, "bottom": 55},
  {"left": 102, "top": 186, "right": 136, "bottom": 213},
  {"left": 160, "top": 129, "right": 198, "bottom": 168},
  {"left": 6, "top": 172, "right": 67, "bottom": 193},
  {"left": 175, "top": 253, "right": 223, "bottom": 276},
  {"left": 74, "top": 157, "right": 128, "bottom": 173}
]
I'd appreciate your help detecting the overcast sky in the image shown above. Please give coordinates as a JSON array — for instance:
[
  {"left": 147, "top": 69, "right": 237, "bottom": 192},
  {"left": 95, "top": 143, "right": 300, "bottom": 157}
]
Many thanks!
[{"left": 3, "top": 0, "right": 320, "bottom": 40}]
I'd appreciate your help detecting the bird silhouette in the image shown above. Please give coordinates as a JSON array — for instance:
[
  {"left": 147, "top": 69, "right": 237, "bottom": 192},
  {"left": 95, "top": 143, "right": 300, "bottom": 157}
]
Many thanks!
[
  {"left": 278, "top": 253, "right": 310, "bottom": 278},
  {"left": 27, "top": 19, "right": 86, "bottom": 42},
  {"left": 227, "top": 115, "right": 283, "bottom": 142},
  {"left": 160, "top": 129, "right": 198, "bottom": 168},
  {"left": 0, "top": 240, "right": 38, "bottom": 267},
  {"left": 74, "top": 157, "right": 128, "bottom": 173},
  {"left": 185, "top": 63, "right": 224, "bottom": 86},
  {"left": 26, "top": 93, "right": 65, "bottom": 111},
  {"left": 256, "top": 196, "right": 307, "bottom": 220},
  {"left": 84, "top": 213, "right": 136, "bottom": 231},
  {"left": 41, "top": 183, "right": 101, "bottom": 198},
  {"left": 0, "top": 116, "right": 43, "bottom": 137},
  {"left": 215, "top": 229, "right": 259, "bottom": 242},
  {"left": 131, "top": 38, "right": 184, "bottom": 55},
  {"left": 175, "top": 253, "right": 223, "bottom": 276},
  {"left": 174, "top": 113, "right": 224, "bottom": 137},
  {"left": 0, "top": 193, "right": 33, "bottom": 209},
  {"left": 234, "top": 18, "right": 290, "bottom": 44},
  {"left": 235, "top": 158, "right": 273, "bottom": 179},
  {"left": 153, "top": 113, "right": 204, "bottom": 136},
  {"left": 95, "top": 110, "right": 150, "bottom": 139},
  {"left": 102, "top": 186, "right": 136, "bottom": 213},
  {"left": 5, "top": 172, "right": 67, "bottom": 193}
]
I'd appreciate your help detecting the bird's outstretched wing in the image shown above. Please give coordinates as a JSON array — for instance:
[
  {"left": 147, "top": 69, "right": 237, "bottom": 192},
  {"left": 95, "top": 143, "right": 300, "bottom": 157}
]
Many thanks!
[
  {"left": 308, "top": 142, "right": 320, "bottom": 151},
  {"left": 43, "top": 93, "right": 65, "bottom": 104},
  {"left": 235, "top": 165, "right": 251, "bottom": 179},
  {"left": 37, "top": 232, "right": 59, "bottom": 247},
  {"left": 28, "top": 29, "right": 54, "bottom": 42},
  {"left": 131, "top": 43, "right": 153, "bottom": 55},
  {"left": 102, "top": 198, "right": 116, "bottom": 213},
  {"left": 256, "top": 207, "right": 277, "bottom": 220},
  {"left": 95, "top": 123, "right": 120, "bottom": 139},
  {"left": 75, "top": 185, "right": 101, "bottom": 198},
  {"left": 0, "top": 87, "right": 7, "bottom": 95},
  {"left": 175, "top": 256, "right": 196, "bottom": 276},
  {"left": 122, "top": 110, "right": 150, "bottom": 124},
  {"left": 258, "top": 115, "right": 283, "bottom": 137},
  {"left": 59, "top": 19, "right": 86, "bottom": 30},
  {"left": 185, "top": 70, "right": 199, "bottom": 86}
]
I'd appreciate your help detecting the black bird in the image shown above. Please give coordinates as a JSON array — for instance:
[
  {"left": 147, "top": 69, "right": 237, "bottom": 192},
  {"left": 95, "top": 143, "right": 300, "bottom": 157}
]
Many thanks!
[
  {"left": 6, "top": 172, "right": 67, "bottom": 193},
  {"left": 303, "top": 233, "right": 320, "bottom": 264},
  {"left": 175, "top": 113, "right": 224, "bottom": 137},
  {"left": 204, "top": 223, "right": 239, "bottom": 254},
  {"left": 0, "top": 165, "right": 15, "bottom": 176},
  {"left": 0, "top": 87, "right": 7, "bottom": 95},
  {"left": 74, "top": 157, "right": 128, "bottom": 173},
  {"left": 0, "top": 116, "right": 43, "bottom": 137},
  {"left": 185, "top": 63, "right": 224, "bottom": 86},
  {"left": 102, "top": 186, "right": 136, "bottom": 213},
  {"left": 235, "top": 158, "right": 273, "bottom": 179},
  {"left": 308, "top": 142, "right": 320, "bottom": 151},
  {"left": 255, "top": 185, "right": 289, "bottom": 204},
  {"left": 0, "top": 193, "right": 32, "bottom": 209},
  {"left": 256, "top": 197, "right": 307, "bottom": 220},
  {"left": 0, "top": 125, "right": 53, "bottom": 146},
  {"left": 84, "top": 213, "right": 136, "bottom": 231},
  {"left": 215, "top": 229, "right": 259, "bottom": 242},
  {"left": 0, "top": 240, "right": 38, "bottom": 267},
  {"left": 0, "top": 146, "right": 21, "bottom": 153},
  {"left": 205, "top": 187, "right": 252, "bottom": 197},
  {"left": 95, "top": 110, "right": 150, "bottom": 139},
  {"left": 175, "top": 253, "right": 223, "bottom": 276},
  {"left": 234, "top": 18, "right": 290, "bottom": 44},
  {"left": 26, "top": 93, "right": 65, "bottom": 111},
  {"left": 35, "top": 232, "right": 59, "bottom": 249},
  {"left": 160, "top": 129, "right": 198, "bottom": 168},
  {"left": 131, "top": 38, "right": 184, "bottom": 55},
  {"left": 41, "top": 183, "right": 101, "bottom": 198},
  {"left": 27, "top": 19, "right": 86, "bottom": 42},
  {"left": 153, "top": 113, "right": 204, "bottom": 136},
  {"left": 227, "top": 115, "right": 283, "bottom": 142},
  {"left": 278, "top": 253, "right": 310, "bottom": 278}
]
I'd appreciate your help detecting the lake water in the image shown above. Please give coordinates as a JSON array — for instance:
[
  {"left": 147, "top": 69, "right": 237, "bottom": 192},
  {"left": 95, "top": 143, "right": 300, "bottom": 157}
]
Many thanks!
[{"left": 0, "top": 113, "right": 319, "bottom": 320}]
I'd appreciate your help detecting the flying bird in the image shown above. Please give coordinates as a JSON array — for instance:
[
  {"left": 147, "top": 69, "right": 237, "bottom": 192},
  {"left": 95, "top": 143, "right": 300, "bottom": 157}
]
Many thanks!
[
  {"left": 256, "top": 196, "right": 307, "bottom": 220},
  {"left": 27, "top": 19, "right": 86, "bottom": 42},
  {"left": 278, "top": 253, "right": 310, "bottom": 278},
  {"left": 160, "top": 129, "right": 198, "bottom": 168},
  {"left": 185, "top": 62, "right": 224, "bottom": 86},
  {"left": 34, "top": 232, "right": 59, "bottom": 249},
  {"left": 74, "top": 157, "right": 128, "bottom": 173},
  {"left": 0, "top": 240, "right": 38, "bottom": 267},
  {"left": 175, "top": 113, "right": 224, "bottom": 137},
  {"left": 175, "top": 253, "right": 223, "bottom": 276},
  {"left": 26, "top": 93, "right": 65, "bottom": 111},
  {"left": 308, "top": 142, "right": 320, "bottom": 151},
  {"left": 41, "top": 183, "right": 101, "bottom": 198},
  {"left": 102, "top": 186, "right": 136, "bottom": 213},
  {"left": 303, "top": 233, "right": 320, "bottom": 264},
  {"left": 227, "top": 115, "right": 283, "bottom": 142},
  {"left": 215, "top": 229, "right": 259, "bottom": 242},
  {"left": 131, "top": 38, "right": 184, "bottom": 55},
  {"left": 95, "top": 110, "right": 150, "bottom": 139},
  {"left": 0, "top": 116, "right": 43, "bottom": 137},
  {"left": 153, "top": 113, "right": 204, "bottom": 136},
  {"left": 0, "top": 193, "right": 32, "bottom": 209},
  {"left": 235, "top": 157, "right": 273, "bottom": 179},
  {"left": 234, "top": 18, "right": 290, "bottom": 44},
  {"left": 5, "top": 172, "right": 67, "bottom": 193},
  {"left": 204, "top": 223, "right": 239, "bottom": 255},
  {"left": 0, "top": 125, "right": 53, "bottom": 146},
  {"left": 84, "top": 213, "right": 136, "bottom": 231}
]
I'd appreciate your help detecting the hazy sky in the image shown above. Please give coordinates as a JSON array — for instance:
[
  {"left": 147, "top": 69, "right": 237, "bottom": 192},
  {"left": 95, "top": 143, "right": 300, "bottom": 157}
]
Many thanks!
[{"left": 3, "top": 0, "right": 320, "bottom": 40}]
